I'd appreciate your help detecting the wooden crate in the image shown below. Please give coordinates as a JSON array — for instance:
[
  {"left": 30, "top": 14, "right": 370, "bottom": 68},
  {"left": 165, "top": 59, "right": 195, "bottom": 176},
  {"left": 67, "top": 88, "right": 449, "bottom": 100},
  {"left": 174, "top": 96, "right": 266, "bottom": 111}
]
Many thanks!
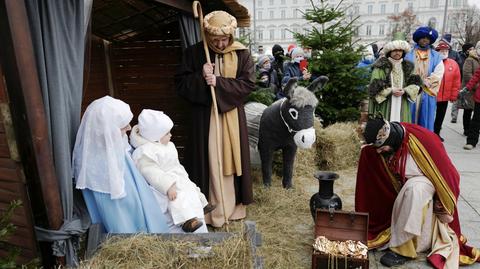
[{"left": 312, "top": 209, "right": 369, "bottom": 269}]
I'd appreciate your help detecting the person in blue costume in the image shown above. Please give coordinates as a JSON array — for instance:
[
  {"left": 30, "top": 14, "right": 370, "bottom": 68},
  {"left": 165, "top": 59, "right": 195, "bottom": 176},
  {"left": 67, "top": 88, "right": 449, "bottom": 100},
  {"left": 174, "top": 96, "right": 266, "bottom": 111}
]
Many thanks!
[
  {"left": 405, "top": 26, "right": 444, "bottom": 131},
  {"left": 72, "top": 96, "right": 169, "bottom": 233}
]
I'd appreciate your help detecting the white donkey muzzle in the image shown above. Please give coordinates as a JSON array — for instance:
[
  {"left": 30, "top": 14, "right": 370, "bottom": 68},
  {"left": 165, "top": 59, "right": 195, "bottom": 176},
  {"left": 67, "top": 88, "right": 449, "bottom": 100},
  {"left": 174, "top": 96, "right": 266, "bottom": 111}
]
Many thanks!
[{"left": 293, "top": 128, "right": 316, "bottom": 149}]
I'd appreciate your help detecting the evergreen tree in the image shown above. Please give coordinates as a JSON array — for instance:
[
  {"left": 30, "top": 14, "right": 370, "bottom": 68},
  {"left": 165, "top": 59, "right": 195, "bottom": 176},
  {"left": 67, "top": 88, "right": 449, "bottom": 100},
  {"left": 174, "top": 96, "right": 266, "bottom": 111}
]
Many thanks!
[{"left": 294, "top": 0, "right": 368, "bottom": 125}]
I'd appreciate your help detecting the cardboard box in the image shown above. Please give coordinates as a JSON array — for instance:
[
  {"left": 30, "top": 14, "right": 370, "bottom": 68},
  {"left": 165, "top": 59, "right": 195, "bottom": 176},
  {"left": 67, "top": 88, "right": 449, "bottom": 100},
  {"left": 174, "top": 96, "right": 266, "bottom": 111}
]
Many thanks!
[{"left": 312, "top": 209, "right": 369, "bottom": 269}]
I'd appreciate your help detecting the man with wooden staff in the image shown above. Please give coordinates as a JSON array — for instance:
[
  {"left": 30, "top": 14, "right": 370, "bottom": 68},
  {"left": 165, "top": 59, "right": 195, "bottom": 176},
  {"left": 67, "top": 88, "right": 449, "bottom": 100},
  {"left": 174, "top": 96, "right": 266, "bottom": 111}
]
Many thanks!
[{"left": 175, "top": 10, "right": 254, "bottom": 227}]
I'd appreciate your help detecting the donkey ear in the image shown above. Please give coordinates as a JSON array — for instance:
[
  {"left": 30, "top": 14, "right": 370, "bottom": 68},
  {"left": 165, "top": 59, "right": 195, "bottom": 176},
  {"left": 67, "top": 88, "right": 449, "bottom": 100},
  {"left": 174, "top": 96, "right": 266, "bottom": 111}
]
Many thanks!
[
  {"left": 307, "top": 75, "right": 329, "bottom": 93},
  {"left": 283, "top": 78, "right": 298, "bottom": 98}
]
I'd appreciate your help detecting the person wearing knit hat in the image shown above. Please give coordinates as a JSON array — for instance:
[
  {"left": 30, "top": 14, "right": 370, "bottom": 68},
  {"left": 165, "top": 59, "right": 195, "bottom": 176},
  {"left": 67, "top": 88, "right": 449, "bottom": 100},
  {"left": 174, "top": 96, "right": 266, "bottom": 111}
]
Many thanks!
[
  {"left": 461, "top": 41, "right": 480, "bottom": 150},
  {"left": 175, "top": 10, "right": 254, "bottom": 228},
  {"left": 433, "top": 42, "right": 461, "bottom": 141},
  {"left": 405, "top": 26, "right": 444, "bottom": 131},
  {"left": 357, "top": 117, "right": 480, "bottom": 268},
  {"left": 130, "top": 109, "right": 216, "bottom": 233},
  {"left": 271, "top": 44, "right": 285, "bottom": 85},
  {"left": 256, "top": 55, "right": 280, "bottom": 92},
  {"left": 450, "top": 43, "right": 475, "bottom": 123},
  {"left": 459, "top": 41, "right": 480, "bottom": 136},
  {"left": 281, "top": 47, "right": 312, "bottom": 86},
  {"left": 368, "top": 34, "right": 422, "bottom": 123}
]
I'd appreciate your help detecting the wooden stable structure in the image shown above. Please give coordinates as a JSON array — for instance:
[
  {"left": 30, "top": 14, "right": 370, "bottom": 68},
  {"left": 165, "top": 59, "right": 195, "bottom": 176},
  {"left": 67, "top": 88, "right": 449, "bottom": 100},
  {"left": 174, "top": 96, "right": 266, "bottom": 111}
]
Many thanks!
[{"left": 0, "top": 0, "right": 250, "bottom": 266}]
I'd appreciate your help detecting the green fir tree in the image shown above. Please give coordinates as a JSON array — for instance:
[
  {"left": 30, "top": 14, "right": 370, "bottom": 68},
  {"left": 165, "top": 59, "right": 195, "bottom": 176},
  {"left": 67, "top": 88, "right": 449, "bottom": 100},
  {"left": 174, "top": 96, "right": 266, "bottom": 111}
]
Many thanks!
[
  {"left": 0, "top": 200, "right": 22, "bottom": 269},
  {"left": 294, "top": 0, "right": 369, "bottom": 125}
]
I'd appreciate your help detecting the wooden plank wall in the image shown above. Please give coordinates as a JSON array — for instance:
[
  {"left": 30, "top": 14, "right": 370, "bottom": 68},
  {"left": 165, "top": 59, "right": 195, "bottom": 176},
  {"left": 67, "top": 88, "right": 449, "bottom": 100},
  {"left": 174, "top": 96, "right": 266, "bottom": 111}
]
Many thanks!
[
  {"left": 0, "top": 62, "right": 38, "bottom": 263},
  {"left": 110, "top": 39, "right": 190, "bottom": 158},
  {"left": 82, "top": 37, "right": 110, "bottom": 112}
]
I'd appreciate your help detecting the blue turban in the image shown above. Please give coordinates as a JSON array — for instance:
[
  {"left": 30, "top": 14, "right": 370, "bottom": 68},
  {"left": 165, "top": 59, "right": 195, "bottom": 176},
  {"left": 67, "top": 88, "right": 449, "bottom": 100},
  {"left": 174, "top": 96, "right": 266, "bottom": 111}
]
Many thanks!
[{"left": 412, "top": 26, "right": 438, "bottom": 44}]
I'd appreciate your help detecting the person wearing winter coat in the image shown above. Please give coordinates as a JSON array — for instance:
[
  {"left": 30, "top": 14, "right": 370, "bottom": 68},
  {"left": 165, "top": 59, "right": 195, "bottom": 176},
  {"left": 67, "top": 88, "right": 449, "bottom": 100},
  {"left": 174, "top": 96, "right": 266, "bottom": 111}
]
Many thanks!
[
  {"left": 433, "top": 42, "right": 461, "bottom": 141},
  {"left": 130, "top": 109, "right": 215, "bottom": 233},
  {"left": 461, "top": 42, "right": 480, "bottom": 136},
  {"left": 462, "top": 65, "right": 480, "bottom": 150},
  {"left": 451, "top": 43, "right": 474, "bottom": 123},
  {"left": 368, "top": 38, "right": 422, "bottom": 122},
  {"left": 281, "top": 47, "right": 312, "bottom": 85},
  {"left": 256, "top": 55, "right": 279, "bottom": 93},
  {"left": 272, "top": 44, "right": 285, "bottom": 82}
]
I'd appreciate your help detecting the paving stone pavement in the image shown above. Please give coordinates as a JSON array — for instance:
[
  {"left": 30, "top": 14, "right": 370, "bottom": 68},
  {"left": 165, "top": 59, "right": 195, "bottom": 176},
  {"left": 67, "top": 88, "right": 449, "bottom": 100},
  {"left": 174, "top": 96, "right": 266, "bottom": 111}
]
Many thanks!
[{"left": 370, "top": 104, "right": 480, "bottom": 268}]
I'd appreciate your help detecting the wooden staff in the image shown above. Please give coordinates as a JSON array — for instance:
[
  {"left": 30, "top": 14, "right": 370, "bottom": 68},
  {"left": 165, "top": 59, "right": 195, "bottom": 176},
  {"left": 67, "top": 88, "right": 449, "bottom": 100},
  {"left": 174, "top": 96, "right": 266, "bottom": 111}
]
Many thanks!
[{"left": 192, "top": 1, "right": 229, "bottom": 230}]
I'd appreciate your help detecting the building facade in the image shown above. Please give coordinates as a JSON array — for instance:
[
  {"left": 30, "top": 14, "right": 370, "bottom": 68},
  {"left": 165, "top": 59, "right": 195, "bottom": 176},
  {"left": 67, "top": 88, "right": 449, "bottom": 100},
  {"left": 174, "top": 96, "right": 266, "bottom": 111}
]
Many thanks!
[{"left": 237, "top": 0, "right": 472, "bottom": 54}]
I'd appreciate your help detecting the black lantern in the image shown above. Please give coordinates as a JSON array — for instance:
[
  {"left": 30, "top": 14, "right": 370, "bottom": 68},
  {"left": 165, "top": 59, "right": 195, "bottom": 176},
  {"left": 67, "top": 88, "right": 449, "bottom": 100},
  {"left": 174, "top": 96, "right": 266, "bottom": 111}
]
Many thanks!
[{"left": 309, "top": 171, "right": 342, "bottom": 220}]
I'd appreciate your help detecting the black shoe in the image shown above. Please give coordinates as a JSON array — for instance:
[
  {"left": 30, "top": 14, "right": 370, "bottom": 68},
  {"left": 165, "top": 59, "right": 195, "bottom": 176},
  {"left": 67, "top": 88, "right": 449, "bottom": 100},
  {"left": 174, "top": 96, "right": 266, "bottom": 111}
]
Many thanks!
[
  {"left": 380, "top": 251, "right": 411, "bottom": 267},
  {"left": 203, "top": 204, "right": 216, "bottom": 214},
  {"left": 182, "top": 218, "right": 203, "bottom": 233}
]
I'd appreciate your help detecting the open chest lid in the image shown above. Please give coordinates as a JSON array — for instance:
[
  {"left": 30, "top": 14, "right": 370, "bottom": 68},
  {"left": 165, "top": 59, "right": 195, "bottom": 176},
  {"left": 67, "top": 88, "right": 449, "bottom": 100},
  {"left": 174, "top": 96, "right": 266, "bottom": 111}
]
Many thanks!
[{"left": 314, "top": 209, "right": 369, "bottom": 245}]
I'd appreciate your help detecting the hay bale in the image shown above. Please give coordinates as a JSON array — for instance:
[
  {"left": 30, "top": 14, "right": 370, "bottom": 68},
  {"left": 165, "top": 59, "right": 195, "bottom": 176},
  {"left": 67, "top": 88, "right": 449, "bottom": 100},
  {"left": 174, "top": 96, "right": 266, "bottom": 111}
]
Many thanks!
[
  {"left": 315, "top": 122, "right": 361, "bottom": 170},
  {"left": 80, "top": 234, "right": 251, "bottom": 269}
]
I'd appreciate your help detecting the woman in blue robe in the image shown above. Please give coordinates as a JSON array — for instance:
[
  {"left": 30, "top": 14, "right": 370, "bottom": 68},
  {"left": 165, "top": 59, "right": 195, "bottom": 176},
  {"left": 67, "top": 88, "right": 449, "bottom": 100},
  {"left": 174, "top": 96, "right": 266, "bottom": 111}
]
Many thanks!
[{"left": 72, "top": 96, "right": 169, "bottom": 233}]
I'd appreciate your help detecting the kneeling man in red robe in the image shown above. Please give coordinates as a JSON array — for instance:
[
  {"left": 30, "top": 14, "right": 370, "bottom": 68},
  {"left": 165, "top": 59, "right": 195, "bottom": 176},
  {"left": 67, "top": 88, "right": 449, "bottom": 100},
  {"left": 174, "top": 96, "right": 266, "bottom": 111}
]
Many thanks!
[{"left": 355, "top": 117, "right": 480, "bottom": 268}]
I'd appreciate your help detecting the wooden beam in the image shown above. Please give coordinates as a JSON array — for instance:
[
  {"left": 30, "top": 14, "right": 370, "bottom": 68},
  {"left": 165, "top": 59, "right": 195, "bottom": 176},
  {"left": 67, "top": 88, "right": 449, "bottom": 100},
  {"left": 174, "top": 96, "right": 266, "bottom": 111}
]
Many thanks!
[
  {"left": 152, "top": 0, "right": 192, "bottom": 13},
  {"left": 0, "top": 0, "right": 63, "bottom": 230}
]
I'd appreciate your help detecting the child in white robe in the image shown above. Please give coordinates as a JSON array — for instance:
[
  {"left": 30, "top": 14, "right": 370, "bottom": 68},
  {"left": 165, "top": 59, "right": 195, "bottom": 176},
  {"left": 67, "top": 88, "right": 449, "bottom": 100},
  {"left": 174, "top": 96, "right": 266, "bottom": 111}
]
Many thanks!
[{"left": 130, "top": 109, "right": 214, "bottom": 232}]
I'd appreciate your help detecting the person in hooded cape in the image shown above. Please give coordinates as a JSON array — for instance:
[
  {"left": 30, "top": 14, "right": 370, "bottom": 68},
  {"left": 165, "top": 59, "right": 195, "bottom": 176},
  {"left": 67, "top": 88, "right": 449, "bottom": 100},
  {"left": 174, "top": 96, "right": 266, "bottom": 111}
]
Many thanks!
[
  {"left": 175, "top": 11, "right": 254, "bottom": 227},
  {"left": 405, "top": 26, "right": 444, "bottom": 131},
  {"left": 355, "top": 117, "right": 480, "bottom": 268},
  {"left": 368, "top": 34, "right": 422, "bottom": 122},
  {"left": 73, "top": 96, "right": 169, "bottom": 233}
]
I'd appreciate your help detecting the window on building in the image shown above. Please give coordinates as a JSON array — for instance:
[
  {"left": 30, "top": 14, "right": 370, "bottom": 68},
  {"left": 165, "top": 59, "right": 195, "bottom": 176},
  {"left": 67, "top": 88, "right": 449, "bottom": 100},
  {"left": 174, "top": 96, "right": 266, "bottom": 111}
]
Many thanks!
[
  {"left": 281, "top": 0, "right": 286, "bottom": 4},
  {"left": 293, "top": 0, "right": 298, "bottom": 4},
  {"left": 270, "top": 10, "right": 274, "bottom": 19},
  {"left": 258, "top": 11, "right": 262, "bottom": 20},
  {"left": 394, "top": 3, "right": 399, "bottom": 13},
  {"left": 354, "top": 5, "right": 359, "bottom": 14},
  {"left": 408, "top": 2, "right": 414, "bottom": 10},
  {"left": 453, "top": 0, "right": 460, "bottom": 7},
  {"left": 353, "top": 27, "right": 359, "bottom": 37},
  {"left": 281, "top": 29, "right": 286, "bottom": 39},
  {"left": 379, "top": 24, "right": 385, "bottom": 35},
  {"left": 293, "top": 9, "right": 298, "bottom": 18},
  {"left": 428, "top": 17, "right": 437, "bottom": 28},
  {"left": 380, "top": 4, "right": 385, "bottom": 14},
  {"left": 281, "top": 10, "right": 286, "bottom": 18},
  {"left": 366, "top": 25, "right": 372, "bottom": 36},
  {"left": 368, "top": 5, "right": 373, "bottom": 15},
  {"left": 269, "top": 0, "right": 274, "bottom": 5},
  {"left": 270, "top": 29, "right": 275, "bottom": 40},
  {"left": 430, "top": 0, "right": 439, "bottom": 8},
  {"left": 258, "top": 0, "right": 262, "bottom": 7},
  {"left": 258, "top": 30, "right": 263, "bottom": 41}
]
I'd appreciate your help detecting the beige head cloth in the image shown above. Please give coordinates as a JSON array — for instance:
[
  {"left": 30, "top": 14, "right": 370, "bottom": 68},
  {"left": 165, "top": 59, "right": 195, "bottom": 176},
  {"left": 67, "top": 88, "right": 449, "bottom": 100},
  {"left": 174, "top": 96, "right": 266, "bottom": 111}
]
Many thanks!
[{"left": 204, "top": 11, "right": 237, "bottom": 36}]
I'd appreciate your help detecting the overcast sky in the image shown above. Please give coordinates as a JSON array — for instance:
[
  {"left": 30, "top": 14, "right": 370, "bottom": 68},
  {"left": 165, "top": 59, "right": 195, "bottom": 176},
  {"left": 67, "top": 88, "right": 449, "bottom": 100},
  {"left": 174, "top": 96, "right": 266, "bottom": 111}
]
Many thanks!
[{"left": 467, "top": 0, "right": 480, "bottom": 8}]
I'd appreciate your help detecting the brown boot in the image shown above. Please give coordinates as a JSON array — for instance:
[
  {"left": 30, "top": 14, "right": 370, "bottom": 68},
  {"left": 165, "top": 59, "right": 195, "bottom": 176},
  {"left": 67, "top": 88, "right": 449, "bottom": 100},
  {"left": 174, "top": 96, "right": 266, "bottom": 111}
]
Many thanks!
[
  {"left": 203, "top": 204, "right": 216, "bottom": 214},
  {"left": 182, "top": 218, "right": 203, "bottom": 233}
]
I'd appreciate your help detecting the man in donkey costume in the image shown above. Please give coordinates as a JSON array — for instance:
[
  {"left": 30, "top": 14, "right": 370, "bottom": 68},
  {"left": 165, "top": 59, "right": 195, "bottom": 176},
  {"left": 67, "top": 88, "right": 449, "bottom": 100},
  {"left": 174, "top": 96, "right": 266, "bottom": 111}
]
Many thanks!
[{"left": 259, "top": 76, "right": 327, "bottom": 189}]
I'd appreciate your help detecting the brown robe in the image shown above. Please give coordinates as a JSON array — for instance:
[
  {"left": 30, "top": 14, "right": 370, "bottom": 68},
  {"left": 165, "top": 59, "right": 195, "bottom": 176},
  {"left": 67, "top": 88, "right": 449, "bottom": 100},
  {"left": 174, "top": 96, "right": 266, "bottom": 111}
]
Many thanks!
[{"left": 175, "top": 42, "right": 254, "bottom": 205}]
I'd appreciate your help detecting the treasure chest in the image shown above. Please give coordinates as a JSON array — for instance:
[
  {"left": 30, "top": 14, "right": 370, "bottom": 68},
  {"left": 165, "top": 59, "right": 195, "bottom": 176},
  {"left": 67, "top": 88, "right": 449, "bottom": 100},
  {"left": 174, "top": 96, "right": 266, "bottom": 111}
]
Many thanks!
[{"left": 312, "top": 209, "right": 369, "bottom": 269}]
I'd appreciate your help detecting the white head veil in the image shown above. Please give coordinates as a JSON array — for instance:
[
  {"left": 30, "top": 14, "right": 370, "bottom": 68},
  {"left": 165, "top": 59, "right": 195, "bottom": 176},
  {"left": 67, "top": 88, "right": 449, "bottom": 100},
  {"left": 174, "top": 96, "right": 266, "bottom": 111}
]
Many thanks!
[{"left": 73, "top": 96, "right": 133, "bottom": 199}]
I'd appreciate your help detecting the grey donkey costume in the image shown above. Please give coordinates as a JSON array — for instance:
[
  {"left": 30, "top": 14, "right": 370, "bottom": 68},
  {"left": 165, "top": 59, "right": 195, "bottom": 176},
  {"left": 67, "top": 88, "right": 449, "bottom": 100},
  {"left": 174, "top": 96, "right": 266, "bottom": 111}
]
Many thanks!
[{"left": 259, "top": 76, "right": 328, "bottom": 188}]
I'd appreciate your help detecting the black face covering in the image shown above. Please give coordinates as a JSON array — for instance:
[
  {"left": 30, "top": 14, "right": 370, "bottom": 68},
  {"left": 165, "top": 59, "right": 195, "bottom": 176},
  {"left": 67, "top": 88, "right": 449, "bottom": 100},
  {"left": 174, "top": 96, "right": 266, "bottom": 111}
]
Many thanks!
[{"left": 381, "top": 122, "right": 404, "bottom": 152}]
